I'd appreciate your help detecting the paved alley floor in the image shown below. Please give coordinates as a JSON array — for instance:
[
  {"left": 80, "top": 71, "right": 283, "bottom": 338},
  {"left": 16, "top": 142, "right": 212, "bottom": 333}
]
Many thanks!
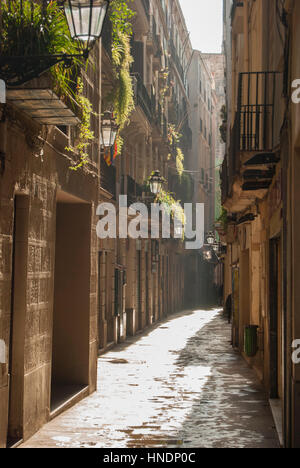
[{"left": 21, "top": 309, "right": 279, "bottom": 448}]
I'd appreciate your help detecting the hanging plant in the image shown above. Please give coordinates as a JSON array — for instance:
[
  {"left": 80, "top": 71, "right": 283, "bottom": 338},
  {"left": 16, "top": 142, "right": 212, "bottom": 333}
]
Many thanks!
[
  {"left": 167, "top": 123, "right": 182, "bottom": 148},
  {"left": 216, "top": 207, "right": 228, "bottom": 231},
  {"left": 159, "top": 68, "right": 170, "bottom": 114},
  {"left": 106, "top": 0, "right": 135, "bottom": 155},
  {"left": 155, "top": 189, "right": 185, "bottom": 236},
  {"left": 176, "top": 148, "right": 184, "bottom": 177},
  {"left": 0, "top": 0, "right": 84, "bottom": 95},
  {"left": 66, "top": 78, "right": 96, "bottom": 171}
]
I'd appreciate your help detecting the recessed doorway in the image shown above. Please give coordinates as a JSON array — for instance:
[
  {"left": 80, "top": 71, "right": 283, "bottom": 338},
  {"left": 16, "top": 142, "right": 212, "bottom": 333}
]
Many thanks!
[{"left": 51, "top": 195, "right": 91, "bottom": 414}]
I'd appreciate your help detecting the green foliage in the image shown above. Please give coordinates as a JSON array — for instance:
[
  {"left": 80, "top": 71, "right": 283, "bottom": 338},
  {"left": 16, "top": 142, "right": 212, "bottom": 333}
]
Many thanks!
[
  {"left": 159, "top": 68, "right": 169, "bottom": 113},
  {"left": 107, "top": 0, "right": 135, "bottom": 154},
  {"left": 167, "top": 124, "right": 185, "bottom": 177},
  {"left": 219, "top": 104, "right": 227, "bottom": 144},
  {"left": 110, "top": 0, "right": 135, "bottom": 37},
  {"left": 112, "top": 32, "right": 134, "bottom": 128},
  {"left": 0, "top": 0, "right": 83, "bottom": 98},
  {"left": 176, "top": 147, "right": 184, "bottom": 177},
  {"left": 167, "top": 124, "right": 182, "bottom": 147},
  {"left": 216, "top": 207, "right": 228, "bottom": 231},
  {"left": 155, "top": 189, "right": 185, "bottom": 235},
  {"left": 66, "top": 79, "right": 96, "bottom": 171}
]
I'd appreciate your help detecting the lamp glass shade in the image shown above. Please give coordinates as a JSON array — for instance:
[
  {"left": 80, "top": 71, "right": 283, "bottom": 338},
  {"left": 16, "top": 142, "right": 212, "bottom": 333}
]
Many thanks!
[
  {"left": 206, "top": 232, "right": 215, "bottom": 245},
  {"left": 149, "top": 171, "right": 163, "bottom": 195},
  {"left": 64, "top": 0, "right": 109, "bottom": 42},
  {"left": 150, "top": 181, "right": 160, "bottom": 194},
  {"left": 100, "top": 111, "right": 119, "bottom": 148}
]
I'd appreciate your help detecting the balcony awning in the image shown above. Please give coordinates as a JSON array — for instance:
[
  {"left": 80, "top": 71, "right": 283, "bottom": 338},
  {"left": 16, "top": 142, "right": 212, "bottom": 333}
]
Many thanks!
[{"left": 6, "top": 88, "right": 79, "bottom": 126}]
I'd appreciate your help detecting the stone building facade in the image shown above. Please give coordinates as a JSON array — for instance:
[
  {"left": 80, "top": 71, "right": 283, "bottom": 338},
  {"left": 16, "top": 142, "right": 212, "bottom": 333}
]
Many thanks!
[
  {"left": 0, "top": 53, "right": 101, "bottom": 446},
  {"left": 97, "top": 0, "right": 192, "bottom": 351},
  {"left": 0, "top": 0, "right": 195, "bottom": 447},
  {"left": 202, "top": 53, "right": 226, "bottom": 220},
  {"left": 221, "top": 0, "right": 300, "bottom": 448}
]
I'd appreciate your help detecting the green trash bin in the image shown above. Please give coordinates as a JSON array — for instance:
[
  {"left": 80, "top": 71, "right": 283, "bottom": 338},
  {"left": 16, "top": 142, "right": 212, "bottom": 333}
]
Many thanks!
[{"left": 244, "top": 325, "right": 259, "bottom": 357}]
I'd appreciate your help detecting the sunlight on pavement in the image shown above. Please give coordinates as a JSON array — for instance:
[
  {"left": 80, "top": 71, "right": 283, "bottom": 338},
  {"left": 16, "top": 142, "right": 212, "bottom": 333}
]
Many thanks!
[{"left": 20, "top": 308, "right": 279, "bottom": 449}]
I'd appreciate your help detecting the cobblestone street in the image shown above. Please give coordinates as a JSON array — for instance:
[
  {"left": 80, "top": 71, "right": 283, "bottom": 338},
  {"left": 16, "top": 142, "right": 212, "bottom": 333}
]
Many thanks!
[{"left": 21, "top": 309, "right": 279, "bottom": 448}]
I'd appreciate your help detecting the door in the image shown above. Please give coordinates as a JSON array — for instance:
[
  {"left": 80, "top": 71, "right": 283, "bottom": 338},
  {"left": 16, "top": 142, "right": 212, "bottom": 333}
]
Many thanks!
[
  {"left": 269, "top": 238, "right": 282, "bottom": 399},
  {"left": 115, "top": 268, "right": 125, "bottom": 341},
  {"left": 232, "top": 267, "right": 240, "bottom": 349},
  {"left": 136, "top": 251, "right": 141, "bottom": 330}
]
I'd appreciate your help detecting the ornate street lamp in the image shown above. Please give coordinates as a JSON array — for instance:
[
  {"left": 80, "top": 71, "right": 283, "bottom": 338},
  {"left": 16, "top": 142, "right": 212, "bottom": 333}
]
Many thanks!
[
  {"left": 149, "top": 170, "right": 164, "bottom": 195},
  {"left": 100, "top": 111, "right": 119, "bottom": 148},
  {"left": 64, "top": 0, "right": 110, "bottom": 44},
  {"left": 206, "top": 231, "right": 215, "bottom": 245},
  {"left": 203, "top": 250, "right": 212, "bottom": 261}
]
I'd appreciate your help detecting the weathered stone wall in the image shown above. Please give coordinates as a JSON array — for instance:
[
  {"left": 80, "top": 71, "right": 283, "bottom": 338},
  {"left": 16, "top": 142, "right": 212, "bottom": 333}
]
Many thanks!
[{"left": 0, "top": 42, "right": 101, "bottom": 445}]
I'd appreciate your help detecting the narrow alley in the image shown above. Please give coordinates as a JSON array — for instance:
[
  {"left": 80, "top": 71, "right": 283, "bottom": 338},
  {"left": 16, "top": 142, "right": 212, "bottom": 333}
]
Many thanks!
[{"left": 20, "top": 309, "right": 279, "bottom": 449}]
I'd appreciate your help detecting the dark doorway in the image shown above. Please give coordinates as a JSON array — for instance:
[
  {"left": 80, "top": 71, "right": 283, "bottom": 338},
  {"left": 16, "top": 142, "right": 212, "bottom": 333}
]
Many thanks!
[
  {"left": 114, "top": 267, "right": 125, "bottom": 341},
  {"left": 136, "top": 250, "right": 141, "bottom": 330},
  {"left": 7, "top": 195, "right": 29, "bottom": 447},
  {"left": 51, "top": 199, "right": 91, "bottom": 413},
  {"left": 269, "top": 238, "right": 282, "bottom": 399},
  {"left": 106, "top": 252, "right": 114, "bottom": 344},
  {"left": 145, "top": 249, "right": 150, "bottom": 325}
]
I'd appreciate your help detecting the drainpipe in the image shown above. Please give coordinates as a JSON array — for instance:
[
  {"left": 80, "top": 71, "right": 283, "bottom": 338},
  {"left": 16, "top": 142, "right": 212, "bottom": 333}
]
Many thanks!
[
  {"left": 0, "top": 80, "right": 6, "bottom": 174},
  {"left": 243, "top": 0, "right": 249, "bottom": 73}
]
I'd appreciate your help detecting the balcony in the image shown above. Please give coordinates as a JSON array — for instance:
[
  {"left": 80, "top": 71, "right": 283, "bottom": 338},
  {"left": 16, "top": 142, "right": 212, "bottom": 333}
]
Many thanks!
[
  {"left": 5, "top": 74, "right": 79, "bottom": 126},
  {"left": 0, "top": 1, "right": 81, "bottom": 126},
  {"left": 169, "top": 39, "right": 185, "bottom": 84},
  {"left": 100, "top": 157, "right": 116, "bottom": 199},
  {"left": 141, "top": 0, "right": 150, "bottom": 20},
  {"left": 127, "top": 175, "right": 144, "bottom": 205},
  {"left": 131, "top": 73, "right": 153, "bottom": 123},
  {"left": 147, "top": 17, "right": 161, "bottom": 58},
  {"left": 223, "top": 71, "right": 282, "bottom": 201}
]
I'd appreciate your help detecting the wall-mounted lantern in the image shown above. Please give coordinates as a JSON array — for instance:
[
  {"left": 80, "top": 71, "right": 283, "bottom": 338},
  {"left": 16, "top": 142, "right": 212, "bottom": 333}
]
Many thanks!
[
  {"left": 149, "top": 170, "right": 164, "bottom": 195},
  {"left": 206, "top": 231, "right": 215, "bottom": 245},
  {"left": 100, "top": 110, "right": 119, "bottom": 148}
]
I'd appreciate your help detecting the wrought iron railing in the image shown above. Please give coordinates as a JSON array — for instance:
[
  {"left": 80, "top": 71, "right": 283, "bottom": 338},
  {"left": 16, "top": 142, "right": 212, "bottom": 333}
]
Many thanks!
[
  {"left": 222, "top": 71, "right": 282, "bottom": 200},
  {"left": 131, "top": 72, "right": 153, "bottom": 123},
  {"left": 237, "top": 71, "right": 281, "bottom": 152},
  {"left": 100, "top": 157, "right": 116, "bottom": 198},
  {"left": 169, "top": 39, "right": 184, "bottom": 83},
  {"left": 141, "top": 0, "right": 150, "bottom": 20},
  {"left": 127, "top": 175, "right": 143, "bottom": 204}
]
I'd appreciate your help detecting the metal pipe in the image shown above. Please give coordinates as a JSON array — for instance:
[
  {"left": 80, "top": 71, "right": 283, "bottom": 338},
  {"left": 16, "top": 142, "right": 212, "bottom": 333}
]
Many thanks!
[{"left": 0, "top": 104, "right": 7, "bottom": 174}]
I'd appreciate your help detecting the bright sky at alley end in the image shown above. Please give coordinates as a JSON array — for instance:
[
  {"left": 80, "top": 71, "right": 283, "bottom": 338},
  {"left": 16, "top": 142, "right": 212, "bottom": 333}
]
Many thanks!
[{"left": 179, "top": 0, "right": 223, "bottom": 53}]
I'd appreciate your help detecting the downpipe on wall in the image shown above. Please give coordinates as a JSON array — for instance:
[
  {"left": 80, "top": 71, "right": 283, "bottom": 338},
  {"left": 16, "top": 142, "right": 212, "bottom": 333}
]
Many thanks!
[{"left": 0, "top": 80, "right": 7, "bottom": 174}]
